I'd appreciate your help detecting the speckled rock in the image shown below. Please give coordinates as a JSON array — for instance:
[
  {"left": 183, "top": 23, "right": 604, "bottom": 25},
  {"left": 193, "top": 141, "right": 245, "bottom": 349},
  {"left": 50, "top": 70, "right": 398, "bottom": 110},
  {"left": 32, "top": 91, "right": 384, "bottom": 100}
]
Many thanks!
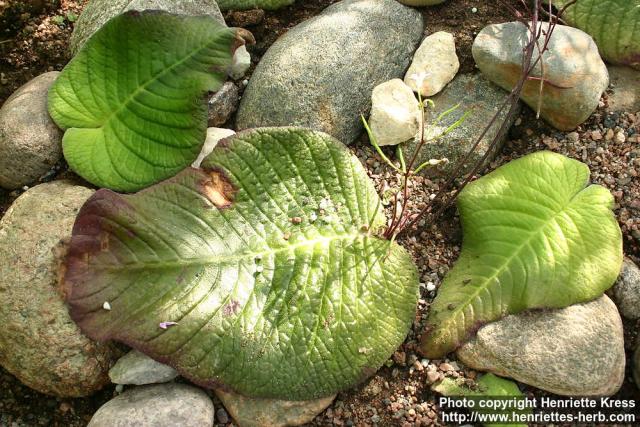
[
  {"left": 70, "top": 0, "right": 225, "bottom": 54},
  {"left": 457, "top": 295, "right": 625, "bottom": 396},
  {"left": 88, "top": 383, "right": 214, "bottom": 427},
  {"left": 473, "top": 22, "right": 609, "bottom": 131},
  {"left": 216, "top": 389, "right": 335, "bottom": 427},
  {"left": 0, "top": 181, "right": 119, "bottom": 397},
  {"left": 109, "top": 350, "right": 178, "bottom": 385},
  {"left": 236, "top": 0, "right": 424, "bottom": 144},
  {"left": 208, "top": 82, "right": 240, "bottom": 127},
  {"left": 607, "top": 66, "right": 640, "bottom": 113},
  {"left": 613, "top": 258, "right": 640, "bottom": 319},
  {"left": 404, "top": 31, "right": 459, "bottom": 97},
  {"left": 369, "top": 79, "right": 420, "bottom": 146},
  {"left": 0, "top": 72, "right": 62, "bottom": 190},
  {"left": 404, "top": 73, "right": 519, "bottom": 176}
]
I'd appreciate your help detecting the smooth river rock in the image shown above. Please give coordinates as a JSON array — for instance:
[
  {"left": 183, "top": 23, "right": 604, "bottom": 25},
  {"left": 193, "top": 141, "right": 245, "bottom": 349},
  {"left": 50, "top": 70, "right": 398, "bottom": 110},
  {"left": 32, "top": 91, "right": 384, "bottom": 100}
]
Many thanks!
[
  {"left": 404, "top": 31, "right": 459, "bottom": 97},
  {"left": 0, "top": 181, "right": 119, "bottom": 396},
  {"left": 192, "top": 127, "right": 236, "bottom": 167},
  {"left": 109, "top": 350, "right": 179, "bottom": 385},
  {"left": 88, "top": 383, "right": 214, "bottom": 427},
  {"left": 369, "top": 79, "right": 420, "bottom": 146},
  {"left": 216, "top": 389, "right": 336, "bottom": 427},
  {"left": 473, "top": 22, "right": 609, "bottom": 131},
  {"left": 0, "top": 72, "right": 62, "bottom": 190},
  {"left": 457, "top": 295, "right": 625, "bottom": 396},
  {"left": 236, "top": 0, "right": 424, "bottom": 144},
  {"left": 613, "top": 258, "right": 640, "bottom": 320},
  {"left": 70, "top": 0, "right": 226, "bottom": 54}
]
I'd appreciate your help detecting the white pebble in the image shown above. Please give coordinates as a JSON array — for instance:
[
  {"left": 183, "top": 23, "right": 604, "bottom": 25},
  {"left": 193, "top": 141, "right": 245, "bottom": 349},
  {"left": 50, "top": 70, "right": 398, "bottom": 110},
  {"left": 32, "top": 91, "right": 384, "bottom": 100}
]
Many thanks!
[
  {"left": 471, "top": 7, "right": 478, "bottom": 13},
  {"left": 426, "top": 282, "right": 436, "bottom": 292},
  {"left": 103, "top": 301, "right": 112, "bottom": 311}
]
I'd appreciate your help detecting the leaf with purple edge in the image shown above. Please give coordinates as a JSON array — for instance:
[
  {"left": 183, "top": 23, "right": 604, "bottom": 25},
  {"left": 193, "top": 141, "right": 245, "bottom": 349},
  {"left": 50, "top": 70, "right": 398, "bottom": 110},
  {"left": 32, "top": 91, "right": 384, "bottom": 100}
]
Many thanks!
[{"left": 62, "top": 127, "right": 420, "bottom": 400}]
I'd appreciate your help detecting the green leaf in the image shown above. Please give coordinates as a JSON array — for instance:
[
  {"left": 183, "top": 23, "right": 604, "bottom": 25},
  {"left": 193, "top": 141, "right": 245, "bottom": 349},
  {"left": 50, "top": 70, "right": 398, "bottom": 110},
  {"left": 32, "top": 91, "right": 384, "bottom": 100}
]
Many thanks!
[
  {"left": 52, "top": 15, "right": 66, "bottom": 25},
  {"left": 551, "top": 0, "right": 639, "bottom": 69},
  {"left": 48, "top": 11, "right": 242, "bottom": 192},
  {"left": 63, "top": 128, "right": 420, "bottom": 400},
  {"left": 420, "top": 151, "right": 622, "bottom": 358},
  {"left": 433, "top": 374, "right": 530, "bottom": 427},
  {"left": 217, "top": 0, "right": 295, "bottom": 11}
]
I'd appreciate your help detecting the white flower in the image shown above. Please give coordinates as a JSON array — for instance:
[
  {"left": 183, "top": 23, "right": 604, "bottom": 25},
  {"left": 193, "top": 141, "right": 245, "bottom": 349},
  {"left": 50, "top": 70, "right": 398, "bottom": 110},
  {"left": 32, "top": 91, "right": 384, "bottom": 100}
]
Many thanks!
[{"left": 410, "top": 71, "right": 430, "bottom": 88}]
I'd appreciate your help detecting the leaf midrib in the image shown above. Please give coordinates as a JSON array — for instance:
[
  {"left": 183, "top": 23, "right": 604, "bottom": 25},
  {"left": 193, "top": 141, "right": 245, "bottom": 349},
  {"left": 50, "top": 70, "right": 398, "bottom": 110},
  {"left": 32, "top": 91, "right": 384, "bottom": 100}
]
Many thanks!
[
  {"left": 85, "top": 27, "right": 227, "bottom": 130},
  {"left": 438, "top": 187, "right": 585, "bottom": 335},
  {"left": 92, "top": 230, "right": 383, "bottom": 271}
]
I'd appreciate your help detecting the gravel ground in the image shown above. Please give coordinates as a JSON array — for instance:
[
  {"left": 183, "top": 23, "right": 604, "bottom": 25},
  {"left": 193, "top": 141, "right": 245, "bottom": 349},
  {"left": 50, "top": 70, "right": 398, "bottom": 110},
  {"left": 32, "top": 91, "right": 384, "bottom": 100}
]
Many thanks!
[
  {"left": 0, "top": 0, "right": 638, "bottom": 426},
  {"left": 310, "top": 100, "right": 640, "bottom": 427}
]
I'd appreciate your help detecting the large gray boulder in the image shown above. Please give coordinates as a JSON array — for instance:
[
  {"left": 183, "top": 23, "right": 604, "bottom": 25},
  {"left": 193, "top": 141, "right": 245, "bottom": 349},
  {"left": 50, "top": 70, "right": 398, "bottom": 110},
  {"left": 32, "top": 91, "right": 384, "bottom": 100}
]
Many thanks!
[
  {"left": 457, "top": 295, "right": 625, "bottom": 396},
  {"left": 0, "top": 72, "right": 62, "bottom": 190},
  {"left": 236, "top": 0, "right": 424, "bottom": 144},
  {"left": 0, "top": 181, "right": 119, "bottom": 397},
  {"left": 69, "top": 0, "right": 226, "bottom": 54},
  {"left": 88, "top": 383, "right": 214, "bottom": 427},
  {"left": 404, "top": 73, "right": 519, "bottom": 176},
  {"left": 473, "top": 22, "right": 608, "bottom": 131}
]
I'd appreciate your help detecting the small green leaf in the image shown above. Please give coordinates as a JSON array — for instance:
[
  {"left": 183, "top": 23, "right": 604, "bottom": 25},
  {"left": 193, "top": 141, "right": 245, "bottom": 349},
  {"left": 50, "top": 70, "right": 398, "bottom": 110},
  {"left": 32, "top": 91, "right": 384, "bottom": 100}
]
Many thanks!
[
  {"left": 551, "top": 0, "right": 639, "bottom": 69},
  {"left": 421, "top": 151, "right": 622, "bottom": 357},
  {"left": 433, "top": 374, "right": 530, "bottom": 427},
  {"left": 217, "top": 0, "right": 295, "bottom": 11},
  {"left": 48, "top": 11, "right": 242, "bottom": 192},
  {"left": 63, "top": 128, "right": 420, "bottom": 400},
  {"left": 51, "top": 15, "right": 66, "bottom": 25}
]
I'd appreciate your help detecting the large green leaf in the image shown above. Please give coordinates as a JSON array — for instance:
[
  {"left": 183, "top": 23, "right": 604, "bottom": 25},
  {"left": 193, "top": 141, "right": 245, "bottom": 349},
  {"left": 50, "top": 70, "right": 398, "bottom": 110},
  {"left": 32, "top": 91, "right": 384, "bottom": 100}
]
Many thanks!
[
  {"left": 433, "top": 374, "right": 530, "bottom": 427},
  {"left": 217, "top": 0, "right": 295, "bottom": 11},
  {"left": 63, "top": 127, "right": 419, "bottom": 400},
  {"left": 48, "top": 11, "right": 243, "bottom": 192},
  {"left": 420, "top": 151, "right": 622, "bottom": 358},
  {"left": 551, "top": 0, "right": 639, "bottom": 69}
]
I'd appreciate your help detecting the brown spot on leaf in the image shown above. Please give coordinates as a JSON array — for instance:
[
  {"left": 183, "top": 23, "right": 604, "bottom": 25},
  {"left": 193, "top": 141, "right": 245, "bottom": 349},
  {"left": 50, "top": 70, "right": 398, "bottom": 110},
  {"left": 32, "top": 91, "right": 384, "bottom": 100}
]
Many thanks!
[
  {"left": 100, "top": 234, "right": 109, "bottom": 252},
  {"left": 200, "top": 169, "right": 236, "bottom": 209},
  {"left": 223, "top": 300, "right": 241, "bottom": 317}
]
